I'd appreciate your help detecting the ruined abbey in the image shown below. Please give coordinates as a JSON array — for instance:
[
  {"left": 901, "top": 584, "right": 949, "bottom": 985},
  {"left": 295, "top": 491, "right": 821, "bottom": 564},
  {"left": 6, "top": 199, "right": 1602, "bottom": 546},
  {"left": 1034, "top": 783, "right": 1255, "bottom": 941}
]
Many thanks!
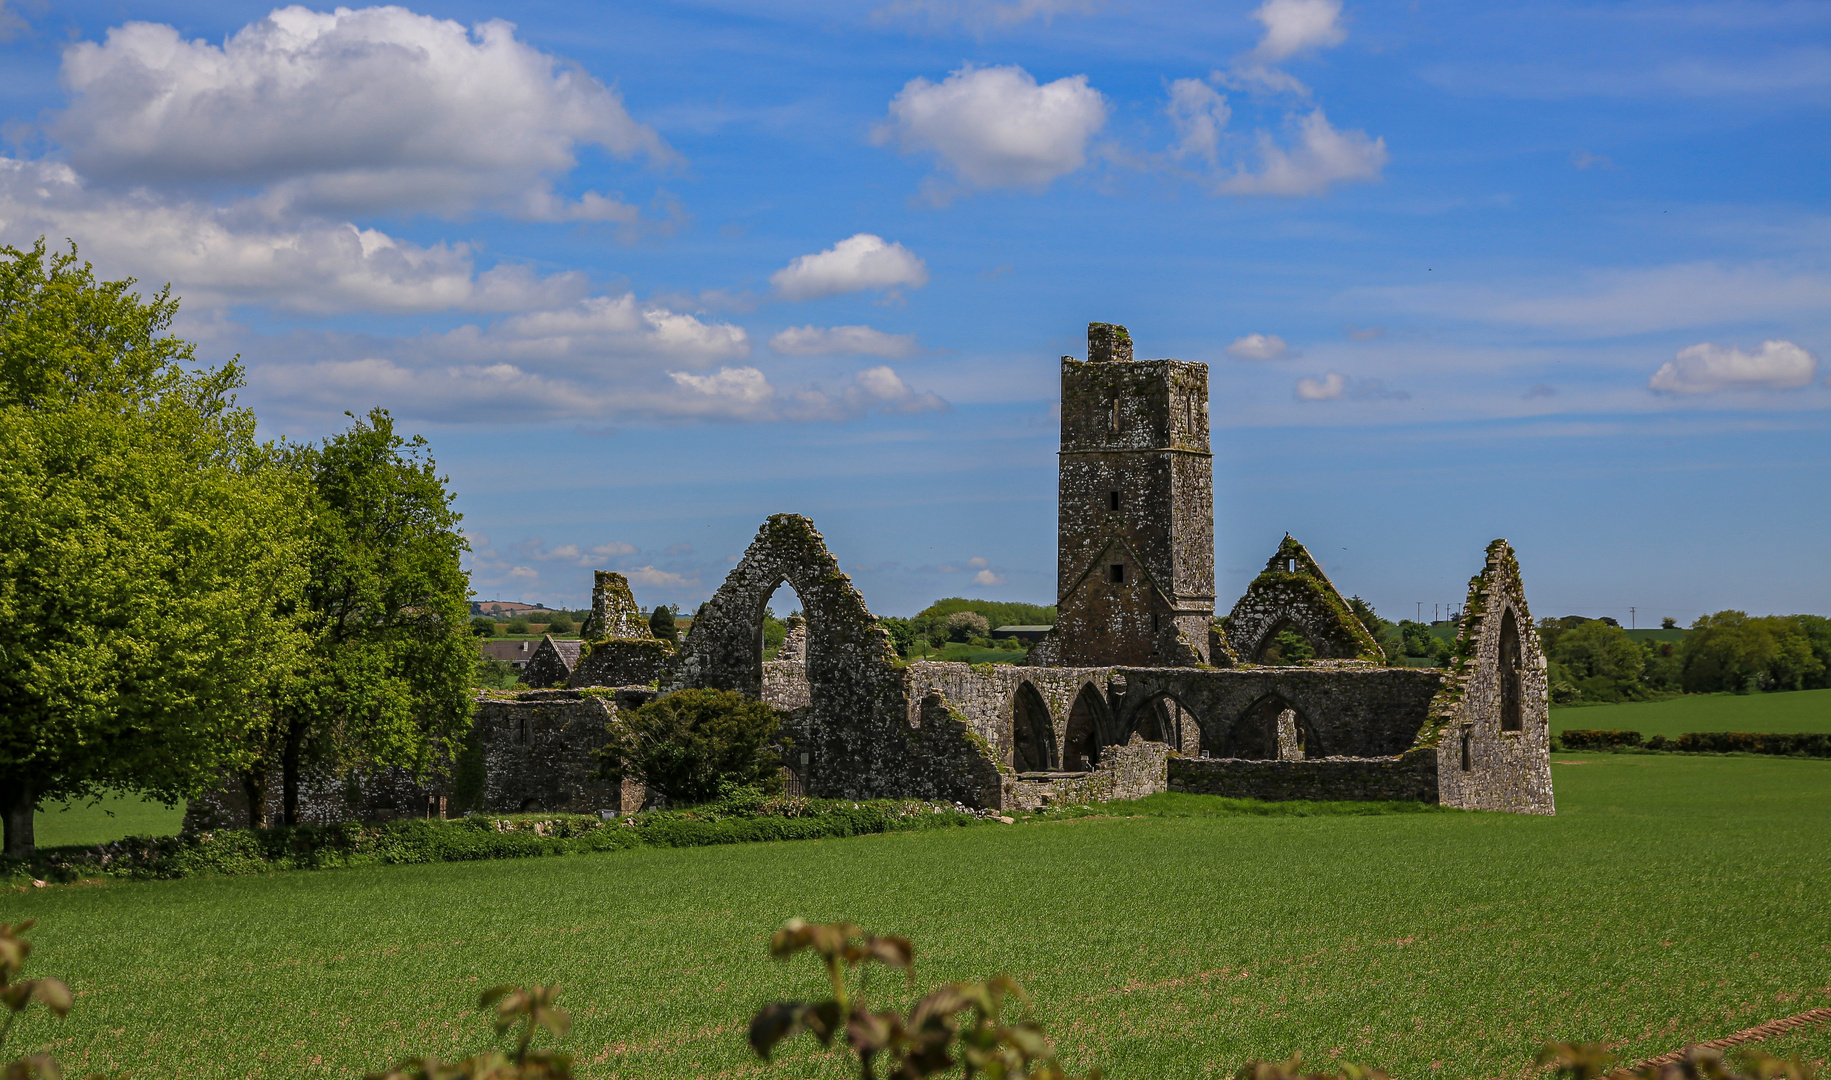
[{"left": 192, "top": 322, "right": 1553, "bottom": 828}]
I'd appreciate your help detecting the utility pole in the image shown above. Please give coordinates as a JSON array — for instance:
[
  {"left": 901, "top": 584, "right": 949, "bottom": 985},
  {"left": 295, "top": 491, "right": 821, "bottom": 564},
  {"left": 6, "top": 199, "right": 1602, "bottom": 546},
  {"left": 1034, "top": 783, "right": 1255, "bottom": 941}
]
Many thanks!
[
  {"left": 1630, "top": 606, "right": 1636, "bottom": 630},
  {"left": 1416, "top": 602, "right": 1422, "bottom": 621}
]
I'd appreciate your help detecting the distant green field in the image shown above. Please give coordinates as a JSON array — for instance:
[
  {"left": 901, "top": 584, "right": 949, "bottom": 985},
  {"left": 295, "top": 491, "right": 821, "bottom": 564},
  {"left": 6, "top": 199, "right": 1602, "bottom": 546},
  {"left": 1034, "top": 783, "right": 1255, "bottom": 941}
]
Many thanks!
[
  {"left": 1552, "top": 687, "right": 1831, "bottom": 738},
  {"left": 6, "top": 753, "right": 1830, "bottom": 1079},
  {"left": 33, "top": 790, "right": 186, "bottom": 846}
]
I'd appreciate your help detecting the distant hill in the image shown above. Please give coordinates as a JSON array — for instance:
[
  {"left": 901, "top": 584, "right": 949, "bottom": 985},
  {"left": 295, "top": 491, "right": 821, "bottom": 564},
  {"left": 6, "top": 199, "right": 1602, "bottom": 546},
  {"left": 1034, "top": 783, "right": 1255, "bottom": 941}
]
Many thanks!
[{"left": 471, "top": 600, "right": 552, "bottom": 616}]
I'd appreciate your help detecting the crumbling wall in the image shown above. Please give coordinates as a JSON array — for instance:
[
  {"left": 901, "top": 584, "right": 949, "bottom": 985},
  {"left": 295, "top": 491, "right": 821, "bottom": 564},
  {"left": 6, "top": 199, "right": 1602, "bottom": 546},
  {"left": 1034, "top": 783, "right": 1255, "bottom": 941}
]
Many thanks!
[
  {"left": 570, "top": 638, "right": 672, "bottom": 689},
  {"left": 670, "top": 515, "right": 1003, "bottom": 807},
  {"left": 1169, "top": 748, "right": 1438, "bottom": 804},
  {"left": 475, "top": 689, "right": 649, "bottom": 814},
  {"left": 570, "top": 570, "right": 673, "bottom": 688},
  {"left": 1224, "top": 536, "right": 1383, "bottom": 664},
  {"left": 522, "top": 636, "right": 582, "bottom": 689},
  {"left": 1426, "top": 540, "right": 1556, "bottom": 815},
  {"left": 1002, "top": 735, "right": 1171, "bottom": 811}
]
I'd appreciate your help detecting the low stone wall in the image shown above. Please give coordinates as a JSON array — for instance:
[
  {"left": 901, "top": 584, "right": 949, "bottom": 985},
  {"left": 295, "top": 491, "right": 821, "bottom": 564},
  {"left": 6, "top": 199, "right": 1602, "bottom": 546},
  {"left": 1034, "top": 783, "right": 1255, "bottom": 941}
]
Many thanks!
[
  {"left": 1168, "top": 748, "right": 1438, "bottom": 804},
  {"left": 185, "top": 763, "right": 446, "bottom": 832},
  {"left": 1002, "top": 736, "right": 1171, "bottom": 811}
]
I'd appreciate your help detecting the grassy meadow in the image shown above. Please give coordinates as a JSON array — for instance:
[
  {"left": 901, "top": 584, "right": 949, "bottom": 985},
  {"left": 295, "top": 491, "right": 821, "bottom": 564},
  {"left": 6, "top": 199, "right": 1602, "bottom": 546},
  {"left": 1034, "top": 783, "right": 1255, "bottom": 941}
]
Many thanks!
[
  {"left": 1551, "top": 687, "right": 1831, "bottom": 738},
  {"left": 5, "top": 752, "right": 1831, "bottom": 1079}
]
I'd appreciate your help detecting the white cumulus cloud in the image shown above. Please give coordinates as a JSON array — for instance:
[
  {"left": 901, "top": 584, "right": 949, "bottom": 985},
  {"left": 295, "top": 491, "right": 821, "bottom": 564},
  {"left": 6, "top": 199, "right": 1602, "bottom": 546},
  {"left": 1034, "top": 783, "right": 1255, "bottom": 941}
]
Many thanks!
[
  {"left": 1167, "top": 79, "right": 1233, "bottom": 166},
  {"left": 874, "top": 65, "right": 1108, "bottom": 192},
  {"left": 54, "top": 5, "right": 674, "bottom": 219},
  {"left": 1213, "top": 109, "right": 1387, "bottom": 196},
  {"left": 769, "top": 235, "right": 929, "bottom": 302},
  {"left": 1227, "top": 333, "right": 1292, "bottom": 360},
  {"left": 1295, "top": 373, "right": 1346, "bottom": 400},
  {"left": 1251, "top": 0, "right": 1346, "bottom": 61},
  {"left": 770, "top": 325, "right": 919, "bottom": 359},
  {"left": 1649, "top": 340, "right": 1818, "bottom": 394},
  {"left": 972, "top": 569, "right": 1007, "bottom": 586}
]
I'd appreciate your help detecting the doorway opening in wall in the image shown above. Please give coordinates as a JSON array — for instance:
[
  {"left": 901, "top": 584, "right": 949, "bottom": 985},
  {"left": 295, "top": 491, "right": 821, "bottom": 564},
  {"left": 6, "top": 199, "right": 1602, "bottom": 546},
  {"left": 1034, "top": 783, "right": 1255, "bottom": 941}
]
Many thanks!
[
  {"left": 1011, "top": 682, "right": 1058, "bottom": 774},
  {"left": 1228, "top": 694, "right": 1319, "bottom": 760},
  {"left": 1063, "top": 683, "right": 1108, "bottom": 772},
  {"left": 759, "top": 582, "right": 806, "bottom": 664}
]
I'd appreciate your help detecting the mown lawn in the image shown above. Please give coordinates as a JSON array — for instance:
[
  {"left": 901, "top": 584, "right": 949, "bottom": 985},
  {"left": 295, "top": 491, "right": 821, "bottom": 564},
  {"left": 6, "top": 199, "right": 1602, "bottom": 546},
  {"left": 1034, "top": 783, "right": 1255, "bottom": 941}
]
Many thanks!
[
  {"left": 4, "top": 753, "right": 1830, "bottom": 1079},
  {"left": 32, "top": 790, "right": 186, "bottom": 847},
  {"left": 1552, "top": 686, "right": 1831, "bottom": 738}
]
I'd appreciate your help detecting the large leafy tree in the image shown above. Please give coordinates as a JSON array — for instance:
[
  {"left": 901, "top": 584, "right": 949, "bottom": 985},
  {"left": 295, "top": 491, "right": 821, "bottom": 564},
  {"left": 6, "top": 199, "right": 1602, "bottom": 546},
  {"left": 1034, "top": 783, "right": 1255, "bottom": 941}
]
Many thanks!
[
  {"left": 0, "top": 240, "right": 310, "bottom": 855},
  {"left": 251, "top": 409, "right": 475, "bottom": 827}
]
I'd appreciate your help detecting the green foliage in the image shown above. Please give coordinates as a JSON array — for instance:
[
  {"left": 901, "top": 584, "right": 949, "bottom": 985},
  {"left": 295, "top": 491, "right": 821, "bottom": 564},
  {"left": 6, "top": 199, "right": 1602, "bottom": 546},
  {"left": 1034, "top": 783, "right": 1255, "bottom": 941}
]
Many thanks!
[
  {"left": 1558, "top": 729, "right": 1644, "bottom": 750},
  {"left": 878, "top": 617, "right": 917, "bottom": 657},
  {"left": 597, "top": 689, "right": 786, "bottom": 806},
  {"left": 253, "top": 409, "right": 476, "bottom": 827},
  {"left": 1261, "top": 627, "right": 1316, "bottom": 665},
  {"left": 946, "top": 610, "right": 991, "bottom": 642},
  {"left": 1681, "top": 612, "right": 1830, "bottom": 694},
  {"left": 1550, "top": 619, "right": 1646, "bottom": 703},
  {"left": 750, "top": 920, "right": 1098, "bottom": 1080},
  {"left": 370, "top": 984, "right": 573, "bottom": 1080},
  {"left": 0, "top": 238, "right": 311, "bottom": 855},
  {"left": 1396, "top": 620, "right": 1450, "bottom": 664},
  {"left": 646, "top": 607, "right": 676, "bottom": 645},
  {"left": 474, "top": 656, "right": 519, "bottom": 690},
  {"left": 1347, "top": 596, "right": 1399, "bottom": 663},
  {"left": 504, "top": 618, "right": 531, "bottom": 636},
  {"left": 541, "top": 617, "right": 575, "bottom": 636},
  {"left": 911, "top": 598, "right": 1055, "bottom": 648},
  {"left": 471, "top": 618, "right": 497, "bottom": 638}
]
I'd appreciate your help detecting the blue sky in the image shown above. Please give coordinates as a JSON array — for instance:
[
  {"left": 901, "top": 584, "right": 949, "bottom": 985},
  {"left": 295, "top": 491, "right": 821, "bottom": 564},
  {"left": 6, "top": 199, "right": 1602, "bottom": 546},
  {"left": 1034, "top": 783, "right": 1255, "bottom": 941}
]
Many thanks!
[{"left": 1, "top": 0, "right": 1826, "bottom": 622}]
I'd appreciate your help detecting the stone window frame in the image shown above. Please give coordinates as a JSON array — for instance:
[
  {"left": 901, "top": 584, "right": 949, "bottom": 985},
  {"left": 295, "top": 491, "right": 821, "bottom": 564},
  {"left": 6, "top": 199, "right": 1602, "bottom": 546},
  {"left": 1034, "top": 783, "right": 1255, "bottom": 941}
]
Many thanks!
[{"left": 1497, "top": 604, "right": 1526, "bottom": 736}]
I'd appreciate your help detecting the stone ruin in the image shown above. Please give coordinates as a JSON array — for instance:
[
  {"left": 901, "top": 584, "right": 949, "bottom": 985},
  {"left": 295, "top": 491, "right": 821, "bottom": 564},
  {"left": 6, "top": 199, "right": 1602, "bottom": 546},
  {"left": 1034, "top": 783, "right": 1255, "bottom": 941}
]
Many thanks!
[{"left": 201, "top": 322, "right": 1553, "bottom": 825}]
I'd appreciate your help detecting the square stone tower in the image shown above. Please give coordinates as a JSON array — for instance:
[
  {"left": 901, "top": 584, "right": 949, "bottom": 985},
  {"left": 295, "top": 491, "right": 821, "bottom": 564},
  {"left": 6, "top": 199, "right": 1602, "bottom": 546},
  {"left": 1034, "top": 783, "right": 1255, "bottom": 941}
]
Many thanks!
[{"left": 1048, "top": 323, "right": 1215, "bottom": 666}]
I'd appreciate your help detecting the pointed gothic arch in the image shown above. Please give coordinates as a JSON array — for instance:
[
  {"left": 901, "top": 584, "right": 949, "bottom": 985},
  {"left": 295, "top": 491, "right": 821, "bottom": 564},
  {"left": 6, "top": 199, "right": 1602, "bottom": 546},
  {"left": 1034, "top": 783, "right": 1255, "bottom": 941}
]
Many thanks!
[
  {"left": 1227, "top": 693, "right": 1321, "bottom": 760},
  {"left": 1499, "top": 606, "right": 1524, "bottom": 732},
  {"left": 1011, "top": 681, "right": 1058, "bottom": 773},
  {"left": 1062, "top": 683, "right": 1109, "bottom": 772}
]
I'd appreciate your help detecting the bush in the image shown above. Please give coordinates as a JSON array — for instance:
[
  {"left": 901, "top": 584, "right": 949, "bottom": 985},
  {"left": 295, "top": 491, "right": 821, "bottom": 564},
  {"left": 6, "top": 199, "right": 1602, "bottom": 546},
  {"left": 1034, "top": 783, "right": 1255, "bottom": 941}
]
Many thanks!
[
  {"left": 543, "top": 616, "right": 575, "bottom": 636},
  {"left": 471, "top": 617, "right": 497, "bottom": 637},
  {"left": 648, "top": 606, "right": 677, "bottom": 644},
  {"left": 598, "top": 689, "right": 785, "bottom": 806},
  {"left": 505, "top": 618, "right": 531, "bottom": 635},
  {"left": 1671, "top": 731, "right": 1831, "bottom": 757},
  {"left": 1558, "top": 729, "right": 1643, "bottom": 750},
  {"left": 946, "top": 610, "right": 990, "bottom": 642}
]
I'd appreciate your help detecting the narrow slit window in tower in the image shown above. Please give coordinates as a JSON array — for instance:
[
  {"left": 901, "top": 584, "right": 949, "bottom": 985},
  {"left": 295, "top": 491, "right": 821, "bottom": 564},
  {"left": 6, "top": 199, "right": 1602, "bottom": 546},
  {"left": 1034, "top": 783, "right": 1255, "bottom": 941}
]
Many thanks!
[
  {"left": 1460, "top": 726, "right": 1473, "bottom": 771},
  {"left": 1110, "top": 397, "right": 1120, "bottom": 433},
  {"left": 1109, "top": 563, "right": 1125, "bottom": 584},
  {"left": 1108, "top": 490, "right": 1120, "bottom": 512}
]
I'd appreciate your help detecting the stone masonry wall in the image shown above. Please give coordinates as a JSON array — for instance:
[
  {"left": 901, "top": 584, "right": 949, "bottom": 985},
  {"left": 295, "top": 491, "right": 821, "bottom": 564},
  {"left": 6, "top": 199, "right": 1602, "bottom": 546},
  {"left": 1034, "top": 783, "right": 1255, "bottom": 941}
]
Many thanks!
[
  {"left": 1224, "top": 536, "right": 1384, "bottom": 664},
  {"left": 475, "top": 689, "right": 642, "bottom": 814},
  {"left": 1050, "top": 322, "right": 1213, "bottom": 668},
  {"left": 1427, "top": 540, "right": 1556, "bottom": 815},
  {"left": 185, "top": 763, "right": 446, "bottom": 831},
  {"left": 668, "top": 515, "right": 1004, "bottom": 807},
  {"left": 1002, "top": 735, "right": 1171, "bottom": 811},
  {"left": 1169, "top": 748, "right": 1438, "bottom": 804}
]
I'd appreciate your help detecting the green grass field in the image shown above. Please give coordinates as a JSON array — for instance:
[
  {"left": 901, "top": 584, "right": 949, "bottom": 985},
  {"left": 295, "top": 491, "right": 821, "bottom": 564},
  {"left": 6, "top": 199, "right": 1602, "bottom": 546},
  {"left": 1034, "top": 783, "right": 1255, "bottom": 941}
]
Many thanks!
[
  {"left": 32, "top": 790, "right": 186, "bottom": 847},
  {"left": 1551, "top": 687, "right": 1831, "bottom": 738},
  {"left": 5, "top": 753, "right": 1830, "bottom": 1079}
]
